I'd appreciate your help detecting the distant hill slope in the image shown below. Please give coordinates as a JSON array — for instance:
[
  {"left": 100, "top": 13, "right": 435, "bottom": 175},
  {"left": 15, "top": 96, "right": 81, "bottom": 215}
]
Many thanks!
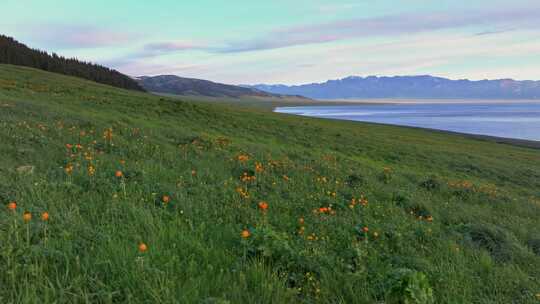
[
  {"left": 0, "top": 34, "right": 144, "bottom": 92},
  {"left": 250, "top": 75, "right": 540, "bottom": 99},
  {"left": 137, "top": 75, "right": 305, "bottom": 99}
]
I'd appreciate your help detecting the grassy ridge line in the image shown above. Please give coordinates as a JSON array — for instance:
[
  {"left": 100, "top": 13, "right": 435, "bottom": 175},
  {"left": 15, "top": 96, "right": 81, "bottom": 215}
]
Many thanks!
[{"left": 1, "top": 64, "right": 539, "bottom": 303}]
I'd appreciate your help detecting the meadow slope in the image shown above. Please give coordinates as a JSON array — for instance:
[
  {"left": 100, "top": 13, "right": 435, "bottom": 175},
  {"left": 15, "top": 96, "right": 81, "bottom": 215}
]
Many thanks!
[{"left": 1, "top": 64, "right": 539, "bottom": 303}]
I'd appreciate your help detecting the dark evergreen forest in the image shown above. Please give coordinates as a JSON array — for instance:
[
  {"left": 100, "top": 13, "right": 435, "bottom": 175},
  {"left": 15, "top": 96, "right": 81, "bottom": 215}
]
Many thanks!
[{"left": 0, "top": 35, "right": 144, "bottom": 91}]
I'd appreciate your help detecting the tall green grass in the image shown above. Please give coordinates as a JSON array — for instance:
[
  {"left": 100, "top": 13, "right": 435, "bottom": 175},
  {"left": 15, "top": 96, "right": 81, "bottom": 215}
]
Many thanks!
[{"left": 1, "top": 64, "right": 539, "bottom": 303}]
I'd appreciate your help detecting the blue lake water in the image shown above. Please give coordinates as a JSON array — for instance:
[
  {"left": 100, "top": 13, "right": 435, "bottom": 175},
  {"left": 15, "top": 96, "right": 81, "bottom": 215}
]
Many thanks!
[{"left": 275, "top": 102, "right": 540, "bottom": 141}]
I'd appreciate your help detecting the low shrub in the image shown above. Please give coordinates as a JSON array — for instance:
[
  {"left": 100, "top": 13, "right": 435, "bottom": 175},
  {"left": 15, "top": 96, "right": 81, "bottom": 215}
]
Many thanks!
[
  {"left": 419, "top": 175, "right": 442, "bottom": 191},
  {"left": 345, "top": 173, "right": 365, "bottom": 188},
  {"left": 386, "top": 268, "right": 434, "bottom": 304},
  {"left": 527, "top": 237, "right": 540, "bottom": 256},
  {"left": 460, "top": 223, "right": 521, "bottom": 262}
]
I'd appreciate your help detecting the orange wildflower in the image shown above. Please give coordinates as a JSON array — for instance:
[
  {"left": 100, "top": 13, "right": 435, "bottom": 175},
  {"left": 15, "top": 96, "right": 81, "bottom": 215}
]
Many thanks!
[
  {"left": 362, "top": 226, "right": 369, "bottom": 233},
  {"left": 64, "top": 164, "right": 74, "bottom": 175},
  {"left": 23, "top": 212, "right": 32, "bottom": 222},
  {"left": 316, "top": 207, "right": 334, "bottom": 214},
  {"left": 255, "top": 162, "right": 264, "bottom": 173},
  {"left": 359, "top": 196, "right": 368, "bottom": 206},
  {"left": 237, "top": 154, "right": 249, "bottom": 162},
  {"left": 349, "top": 198, "right": 357, "bottom": 209},
  {"left": 115, "top": 170, "right": 123, "bottom": 178},
  {"left": 240, "top": 172, "right": 256, "bottom": 182},
  {"left": 138, "top": 242, "right": 148, "bottom": 253},
  {"left": 236, "top": 187, "right": 249, "bottom": 199},
  {"left": 241, "top": 229, "right": 251, "bottom": 239},
  {"left": 41, "top": 212, "right": 49, "bottom": 221},
  {"left": 84, "top": 152, "right": 93, "bottom": 161},
  {"left": 307, "top": 233, "right": 318, "bottom": 241},
  {"left": 65, "top": 143, "right": 73, "bottom": 149},
  {"left": 7, "top": 201, "right": 17, "bottom": 211},
  {"left": 87, "top": 165, "right": 96, "bottom": 176},
  {"left": 103, "top": 128, "right": 113, "bottom": 141},
  {"left": 162, "top": 195, "right": 171, "bottom": 204},
  {"left": 258, "top": 201, "right": 269, "bottom": 211}
]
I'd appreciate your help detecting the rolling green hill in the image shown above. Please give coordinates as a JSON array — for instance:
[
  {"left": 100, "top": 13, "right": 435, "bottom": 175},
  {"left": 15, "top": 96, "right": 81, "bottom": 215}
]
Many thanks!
[
  {"left": 137, "top": 75, "right": 305, "bottom": 99},
  {"left": 1, "top": 64, "right": 539, "bottom": 303}
]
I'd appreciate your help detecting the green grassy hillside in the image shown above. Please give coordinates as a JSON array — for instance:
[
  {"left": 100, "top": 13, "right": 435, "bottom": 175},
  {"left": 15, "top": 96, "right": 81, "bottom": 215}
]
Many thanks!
[{"left": 1, "top": 64, "right": 539, "bottom": 303}]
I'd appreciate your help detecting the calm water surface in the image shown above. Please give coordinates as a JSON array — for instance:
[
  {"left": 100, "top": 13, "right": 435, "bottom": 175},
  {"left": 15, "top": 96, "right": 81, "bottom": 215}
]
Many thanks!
[{"left": 275, "top": 102, "right": 540, "bottom": 141}]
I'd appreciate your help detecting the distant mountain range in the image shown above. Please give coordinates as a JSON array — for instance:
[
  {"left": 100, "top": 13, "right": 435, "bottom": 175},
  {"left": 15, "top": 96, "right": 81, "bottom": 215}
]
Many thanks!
[
  {"left": 137, "top": 75, "right": 306, "bottom": 99},
  {"left": 249, "top": 76, "right": 540, "bottom": 100}
]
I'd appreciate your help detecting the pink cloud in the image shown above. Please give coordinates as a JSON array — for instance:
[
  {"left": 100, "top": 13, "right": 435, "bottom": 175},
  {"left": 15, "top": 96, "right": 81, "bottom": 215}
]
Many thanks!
[{"left": 28, "top": 24, "right": 137, "bottom": 48}]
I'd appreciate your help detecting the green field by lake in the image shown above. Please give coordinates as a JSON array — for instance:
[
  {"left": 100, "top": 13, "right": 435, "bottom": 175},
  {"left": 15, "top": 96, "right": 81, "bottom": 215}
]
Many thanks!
[{"left": 1, "top": 64, "right": 540, "bottom": 303}]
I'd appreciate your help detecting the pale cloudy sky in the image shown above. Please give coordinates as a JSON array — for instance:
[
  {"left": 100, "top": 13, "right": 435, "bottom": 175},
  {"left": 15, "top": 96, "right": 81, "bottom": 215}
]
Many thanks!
[{"left": 2, "top": 0, "right": 540, "bottom": 84}]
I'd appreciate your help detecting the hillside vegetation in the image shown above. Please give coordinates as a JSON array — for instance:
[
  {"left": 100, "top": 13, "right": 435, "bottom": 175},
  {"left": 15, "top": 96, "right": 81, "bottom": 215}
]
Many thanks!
[
  {"left": 137, "top": 75, "right": 276, "bottom": 98},
  {"left": 0, "top": 64, "right": 539, "bottom": 303},
  {"left": 0, "top": 35, "right": 144, "bottom": 92}
]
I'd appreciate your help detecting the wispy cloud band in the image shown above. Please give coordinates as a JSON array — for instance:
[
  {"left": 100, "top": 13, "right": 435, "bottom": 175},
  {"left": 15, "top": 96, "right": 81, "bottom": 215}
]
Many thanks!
[
  {"left": 26, "top": 24, "right": 137, "bottom": 49},
  {"left": 213, "top": 5, "right": 540, "bottom": 53},
  {"left": 134, "top": 5, "right": 540, "bottom": 57}
]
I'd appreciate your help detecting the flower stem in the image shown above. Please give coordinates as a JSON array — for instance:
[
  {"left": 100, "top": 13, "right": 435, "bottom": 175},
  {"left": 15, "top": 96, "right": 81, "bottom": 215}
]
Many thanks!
[{"left": 26, "top": 223, "right": 30, "bottom": 247}]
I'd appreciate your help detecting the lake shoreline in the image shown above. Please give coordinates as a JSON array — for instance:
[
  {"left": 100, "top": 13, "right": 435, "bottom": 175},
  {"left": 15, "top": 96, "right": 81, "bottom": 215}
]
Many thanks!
[
  {"left": 274, "top": 104, "right": 540, "bottom": 149},
  {"left": 315, "top": 98, "right": 540, "bottom": 105}
]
